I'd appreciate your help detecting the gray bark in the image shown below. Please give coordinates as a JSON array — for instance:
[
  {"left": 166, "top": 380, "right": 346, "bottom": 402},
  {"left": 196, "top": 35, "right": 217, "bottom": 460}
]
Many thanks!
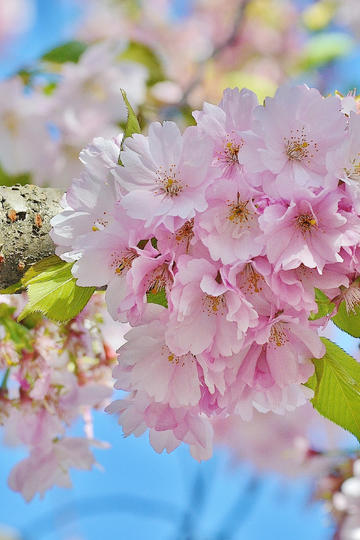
[{"left": 0, "top": 184, "right": 62, "bottom": 289}]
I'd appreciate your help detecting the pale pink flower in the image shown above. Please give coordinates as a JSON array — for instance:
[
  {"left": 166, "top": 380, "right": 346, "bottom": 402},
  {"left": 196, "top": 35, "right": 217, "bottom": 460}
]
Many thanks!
[
  {"left": 227, "top": 258, "right": 278, "bottom": 317},
  {"left": 107, "top": 393, "right": 214, "bottom": 461},
  {"left": 327, "top": 112, "right": 360, "bottom": 213},
  {"left": 115, "top": 249, "right": 174, "bottom": 324},
  {"left": 240, "top": 85, "right": 346, "bottom": 199},
  {"left": 71, "top": 213, "right": 144, "bottom": 287},
  {"left": 196, "top": 179, "right": 263, "bottom": 264},
  {"left": 269, "top": 265, "right": 348, "bottom": 313},
  {"left": 3, "top": 407, "right": 63, "bottom": 449},
  {"left": 217, "top": 312, "right": 323, "bottom": 417},
  {"left": 258, "top": 191, "right": 349, "bottom": 273},
  {"left": 165, "top": 257, "right": 258, "bottom": 357},
  {"left": 50, "top": 135, "right": 123, "bottom": 259},
  {"left": 8, "top": 438, "right": 96, "bottom": 501},
  {"left": 113, "top": 320, "right": 202, "bottom": 408},
  {"left": 119, "top": 122, "right": 214, "bottom": 231},
  {"left": 51, "top": 173, "right": 119, "bottom": 261},
  {"left": 193, "top": 87, "right": 258, "bottom": 180}
]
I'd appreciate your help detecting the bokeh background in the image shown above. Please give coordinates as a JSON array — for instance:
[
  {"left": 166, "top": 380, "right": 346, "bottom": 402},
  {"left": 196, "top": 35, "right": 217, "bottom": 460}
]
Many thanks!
[{"left": 1, "top": 0, "right": 360, "bottom": 538}]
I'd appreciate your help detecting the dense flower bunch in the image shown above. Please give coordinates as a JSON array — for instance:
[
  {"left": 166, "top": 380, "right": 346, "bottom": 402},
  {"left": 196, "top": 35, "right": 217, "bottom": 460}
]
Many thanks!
[
  {"left": 0, "top": 0, "right": 347, "bottom": 190},
  {"left": 0, "top": 292, "right": 122, "bottom": 501},
  {"left": 51, "top": 84, "right": 360, "bottom": 461}
]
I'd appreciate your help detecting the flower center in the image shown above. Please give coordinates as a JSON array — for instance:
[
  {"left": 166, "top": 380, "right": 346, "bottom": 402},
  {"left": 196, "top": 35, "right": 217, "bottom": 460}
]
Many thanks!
[
  {"left": 239, "top": 264, "right": 264, "bottom": 294},
  {"left": 161, "top": 345, "right": 193, "bottom": 367},
  {"left": 284, "top": 127, "right": 317, "bottom": 163},
  {"left": 215, "top": 133, "right": 244, "bottom": 169},
  {"left": 175, "top": 219, "right": 194, "bottom": 251},
  {"left": 269, "top": 323, "right": 288, "bottom": 347},
  {"left": 167, "top": 352, "right": 184, "bottom": 366},
  {"left": 227, "top": 195, "right": 253, "bottom": 226},
  {"left": 224, "top": 140, "right": 241, "bottom": 163},
  {"left": 202, "top": 294, "right": 226, "bottom": 315},
  {"left": 296, "top": 213, "right": 317, "bottom": 233},
  {"left": 146, "top": 263, "right": 172, "bottom": 295},
  {"left": 92, "top": 211, "right": 109, "bottom": 231},
  {"left": 155, "top": 164, "right": 183, "bottom": 197},
  {"left": 110, "top": 250, "right": 137, "bottom": 275}
]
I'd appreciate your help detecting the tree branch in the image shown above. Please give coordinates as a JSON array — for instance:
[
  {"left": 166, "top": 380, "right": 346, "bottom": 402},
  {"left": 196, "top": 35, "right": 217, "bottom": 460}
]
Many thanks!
[{"left": 0, "top": 184, "right": 62, "bottom": 290}]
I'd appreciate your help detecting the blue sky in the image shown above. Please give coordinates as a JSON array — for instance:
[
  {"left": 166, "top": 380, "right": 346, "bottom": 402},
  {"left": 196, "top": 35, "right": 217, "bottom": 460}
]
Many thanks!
[{"left": 0, "top": 1, "right": 344, "bottom": 538}]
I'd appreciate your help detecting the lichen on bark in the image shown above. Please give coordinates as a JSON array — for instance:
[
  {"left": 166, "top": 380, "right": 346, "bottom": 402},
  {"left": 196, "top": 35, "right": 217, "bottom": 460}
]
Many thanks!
[{"left": 0, "top": 184, "right": 62, "bottom": 289}]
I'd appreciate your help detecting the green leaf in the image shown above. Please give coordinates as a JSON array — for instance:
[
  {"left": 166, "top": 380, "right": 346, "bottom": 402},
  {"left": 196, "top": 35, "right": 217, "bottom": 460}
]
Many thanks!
[
  {"left": 306, "top": 338, "right": 360, "bottom": 440},
  {"left": 0, "top": 281, "right": 23, "bottom": 294},
  {"left": 146, "top": 288, "right": 168, "bottom": 308},
  {"left": 309, "top": 288, "right": 335, "bottom": 320},
  {"left": 332, "top": 300, "right": 360, "bottom": 338},
  {"left": 42, "top": 41, "right": 87, "bottom": 64},
  {"left": 0, "top": 303, "right": 32, "bottom": 352},
  {"left": 20, "top": 255, "right": 64, "bottom": 286},
  {"left": 20, "top": 312, "right": 43, "bottom": 330},
  {"left": 0, "top": 303, "right": 15, "bottom": 318},
  {"left": 118, "top": 89, "right": 142, "bottom": 165},
  {"left": 43, "top": 81, "right": 57, "bottom": 95},
  {"left": 18, "top": 256, "right": 95, "bottom": 323},
  {"left": 0, "top": 255, "right": 64, "bottom": 295},
  {"left": 1, "top": 317, "right": 32, "bottom": 352},
  {"left": 120, "top": 89, "right": 141, "bottom": 139},
  {"left": 119, "top": 41, "right": 165, "bottom": 86}
]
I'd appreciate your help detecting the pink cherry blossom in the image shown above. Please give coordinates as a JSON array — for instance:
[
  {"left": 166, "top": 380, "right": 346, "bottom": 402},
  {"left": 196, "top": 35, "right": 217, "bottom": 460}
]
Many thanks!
[
  {"left": 258, "top": 191, "right": 350, "bottom": 273},
  {"left": 193, "top": 87, "right": 258, "bottom": 180},
  {"left": 240, "top": 85, "right": 346, "bottom": 199},
  {"left": 8, "top": 438, "right": 97, "bottom": 501},
  {"left": 107, "top": 393, "right": 213, "bottom": 461},
  {"left": 196, "top": 179, "right": 263, "bottom": 264},
  {"left": 113, "top": 319, "right": 202, "bottom": 408},
  {"left": 165, "top": 257, "right": 258, "bottom": 357},
  {"left": 119, "top": 122, "right": 214, "bottom": 231}
]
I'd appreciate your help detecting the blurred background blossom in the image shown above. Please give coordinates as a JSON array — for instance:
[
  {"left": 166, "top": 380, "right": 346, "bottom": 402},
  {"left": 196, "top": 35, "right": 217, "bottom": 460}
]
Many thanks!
[{"left": 2, "top": 1, "right": 360, "bottom": 539}]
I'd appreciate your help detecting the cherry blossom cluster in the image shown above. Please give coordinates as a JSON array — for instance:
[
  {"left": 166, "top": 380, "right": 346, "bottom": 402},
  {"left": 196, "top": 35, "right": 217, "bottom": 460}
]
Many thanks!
[
  {"left": 0, "top": 292, "right": 122, "bottom": 501},
  {"left": 0, "top": 0, "right": 342, "bottom": 190},
  {"left": 50, "top": 84, "right": 360, "bottom": 461}
]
